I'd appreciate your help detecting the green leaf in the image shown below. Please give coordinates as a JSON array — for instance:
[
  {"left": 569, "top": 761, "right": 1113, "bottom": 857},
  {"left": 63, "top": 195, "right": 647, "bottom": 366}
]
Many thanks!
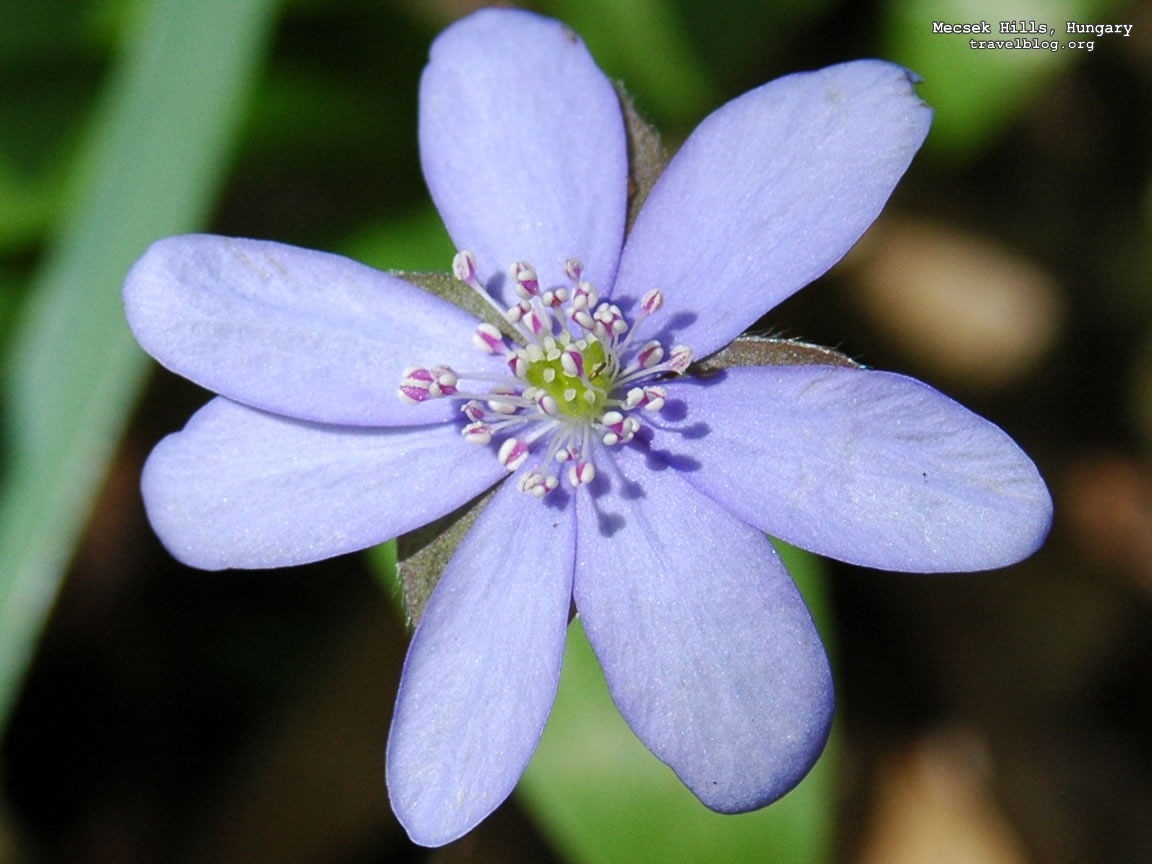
[
  {"left": 519, "top": 541, "right": 837, "bottom": 864},
  {"left": 341, "top": 203, "right": 455, "bottom": 274},
  {"left": 540, "top": 0, "right": 715, "bottom": 125},
  {"left": 0, "top": 0, "right": 280, "bottom": 730},
  {"left": 0, "top": 147, "right": 70, "bottom": 253},
  {"left": 883, "top": 0, "right": 1124, "bottom": 155}
]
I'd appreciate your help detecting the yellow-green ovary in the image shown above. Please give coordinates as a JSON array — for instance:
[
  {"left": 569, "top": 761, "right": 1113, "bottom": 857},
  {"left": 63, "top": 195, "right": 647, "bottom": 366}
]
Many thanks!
[{"left": 523, "top": 340, "right": 612, "bottom": 420}]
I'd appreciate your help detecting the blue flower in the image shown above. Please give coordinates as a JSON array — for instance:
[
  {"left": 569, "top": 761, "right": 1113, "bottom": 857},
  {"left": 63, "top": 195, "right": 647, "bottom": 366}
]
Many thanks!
[{"left": 123, "top": 8, "right": 1052, "bottom": 847}]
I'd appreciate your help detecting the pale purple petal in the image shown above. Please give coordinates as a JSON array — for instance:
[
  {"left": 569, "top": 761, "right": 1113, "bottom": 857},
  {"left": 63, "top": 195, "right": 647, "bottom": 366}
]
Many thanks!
[
  {"left": 387, "top": 479, "right": 575, "bottom": 847},
  {"left": 141, "top": 397, "right": 505, "bottom": 569},
  {"left": 573, "top": 443, "right": 833, "bottom": 812},
  {"left": 124, "top": 235, "right": 496, "bottom": 426},
  {"left": 659, "top": 366, "right": 1052, "bottom": 572},
  {"left": 420, "top": 8, "right": 627, "bottom": 306},
  {"left": 614, "top": 60, "right": 932, "bottom": 358}
]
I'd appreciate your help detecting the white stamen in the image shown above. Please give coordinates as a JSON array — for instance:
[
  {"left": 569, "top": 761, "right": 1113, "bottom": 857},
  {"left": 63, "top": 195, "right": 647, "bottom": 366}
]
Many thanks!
[
  {"left": 498, "top": 438, "right": 530, "bottom": 471},
  {"left": 428, "top": 367, "right": 457, "bottom": 397},
  {"left": 507, "top": 353, "right": 528, "bottom": 378},
  {"left": 561, "top": 349, "right": 583, "bottom": 378},
  {"left": 510, "top": 262, "right": 539, "bottom": 298},
  {"left": 571, "top": 308, "right": 595, "bottom": 331},
  {"left": 487, "top": 387, "right": 519, "bottom": 414},
  {"left": 571, "top": 280, "right": 598, "bottom": 311},
  {"left": 462, "top": 422, "right": 493, "bottom": 445},
  {"left": 473, "top": 322, "right": 504, "bottom": 354},
  {"left": 668, "top": 344, "right": 694, "bottom": 374},
  {"left": 398, "top": 366, "right": 440, "bottom": 403},
  {"left": 536, "top": 393, "right": 559, "bottom": 416},
  {"left": 640, "top": 289, "right": 664, "bottom": 316},
  {"left": 524, "top": 308, "right": 547, "bottom": 336},
  {"left": 637, "top": 340, "right": 664, "bottom": 369},
  {"left": 505, "top": 300, "right": 530, "bottom": 323},
  {"left": 569, "top": 460, "right": 596, "bottom": 487},
  {"left": 519, "top": 470, "right": 558, "bottom": 497},
  {"left": 452, "top": 250, "right": 478, "bottom": 284},
  {"left": 641, "top": 386, "right": 666, "bottom": 412},
  {"left": 400, "top": 251, "right": 698, "bottom": 500}
]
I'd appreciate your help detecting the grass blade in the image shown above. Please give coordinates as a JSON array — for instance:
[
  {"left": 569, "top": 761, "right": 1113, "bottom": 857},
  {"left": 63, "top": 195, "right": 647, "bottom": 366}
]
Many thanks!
[{"left": 0, "top": 0, "right": 281, "bottom": 729}]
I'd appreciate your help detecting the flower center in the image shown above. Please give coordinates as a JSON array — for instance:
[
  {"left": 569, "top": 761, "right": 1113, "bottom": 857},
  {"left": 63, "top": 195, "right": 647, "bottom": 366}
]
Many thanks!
[
  {"left": 522, "top": 337, "right": 609, "bottom": 420},
  {"left": 398, "top": 251, "right": 692, "bottom": 497}
]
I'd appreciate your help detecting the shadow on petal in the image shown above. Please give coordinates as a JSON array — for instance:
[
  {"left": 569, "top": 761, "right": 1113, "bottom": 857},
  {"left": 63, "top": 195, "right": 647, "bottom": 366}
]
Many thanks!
[{"left": 644, "top": 310, "right": 699, "bottom": 345}]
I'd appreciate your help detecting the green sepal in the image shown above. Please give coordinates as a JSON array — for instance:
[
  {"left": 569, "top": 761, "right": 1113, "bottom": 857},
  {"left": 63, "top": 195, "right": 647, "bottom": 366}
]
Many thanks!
[
  {"left": 389, "top": 269, "right": 524, "bottom": 346},
  {"left": 395, "top": 482, "right": 504, "bottom": 627},
  {"left": 615, "top": 82, "right": 666, "bottom": 236},
  {"left": 692, "top": 335, "right": 861, "bottom": 374}
]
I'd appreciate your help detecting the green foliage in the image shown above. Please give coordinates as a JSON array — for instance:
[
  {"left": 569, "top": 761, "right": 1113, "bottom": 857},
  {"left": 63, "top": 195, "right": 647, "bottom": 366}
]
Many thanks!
[
  {"left": 0, "top": 0, "right": 279, "bottom": 729},
  {"left": 884, "top": 0, "right": 1126, "bottom": 154},
  {"left": 539, "top": 0, "right": 716, "bottom": 125}
]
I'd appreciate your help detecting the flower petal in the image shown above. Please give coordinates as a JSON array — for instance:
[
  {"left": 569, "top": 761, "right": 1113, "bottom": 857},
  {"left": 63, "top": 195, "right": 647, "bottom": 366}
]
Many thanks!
[
  {"left": 419, "top": 8, "right": 627, "bottom": 306},
  {"left": 387, "top": 478, "right": 575, "bottom": 847},
  {"left": 573, "top": 443, "right": 833, "bottom": 813},
  {"left": 141, "top": 397, "right": 505, "bottom": 569},
  {"left": 613, "top": 60, "right": 932, "bottom": 358},
  {"left": 124, "top": 235, "right": 495, "bottom": 426},
  {"left": 659, "top": 366, "right": 1052, "bottom": 571}
]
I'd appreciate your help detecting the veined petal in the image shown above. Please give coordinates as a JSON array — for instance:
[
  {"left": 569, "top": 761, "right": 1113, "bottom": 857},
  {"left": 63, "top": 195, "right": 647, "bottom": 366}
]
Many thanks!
[
  {"left": 420, "top": 8, "right": 627, "bottom": 306},
  {"left": 660, "top": 366, "right": 1052, "bottom": 572},
  {"left": 387, "top": 478, "right": 575, "bottom": 847},
  {"left": 614, "top": 60, "right": 932, "bottom": 358},
  {"left": 124, "top": 235, "right": 495, "bottom": 426},
  {"left": 141, "top": 397, "right": 506, "bottom": 569},
  {"left": 573, "top": 443, "right": 833, "bottom": 813}
]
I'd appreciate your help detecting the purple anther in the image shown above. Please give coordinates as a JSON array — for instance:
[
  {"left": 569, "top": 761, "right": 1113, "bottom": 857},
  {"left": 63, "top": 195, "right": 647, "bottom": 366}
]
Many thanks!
[
  {"left": 536, "top": 392, "right": 559, "bottom": 416},
  {"left": 561, "top": 347, "right": 585, "bottom": 378},
  {"left": 462, "top": 422, "right": 493, "bottom": 445},
  {"left": 507, "top": 352, "right": 529, "bottom": 379},
  {"left": 568, "top": 459, "right": 596, "bottom": 487},
  {"left": 640, "top": 289, "right": 664, "bottom": 316},
  {"left": 510, "top": 261, "right": 540, "bottom": 298},
  {"left": 461, "top": 400, "right": 487, "bottom": 422},
  {"left": 636, "top": 340, "right": 664, "bottom": 369},
  {"left": 667, "top": 345, "right": 694, "bottom": 374},
  {"left": 571, "top": 280, "right": 597, "bottom": 311},
  {"left": 452, "top": 250, "right": 478, "bottom": 284},
  {"left": 518, "top": 470, "right": 558, "bottom": 497},
  {"left": 498, "top": 437, "right": 530, "bottom": 471},
  {"left": 473, "top": 322, "right": 505, "bottom": 354}
]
